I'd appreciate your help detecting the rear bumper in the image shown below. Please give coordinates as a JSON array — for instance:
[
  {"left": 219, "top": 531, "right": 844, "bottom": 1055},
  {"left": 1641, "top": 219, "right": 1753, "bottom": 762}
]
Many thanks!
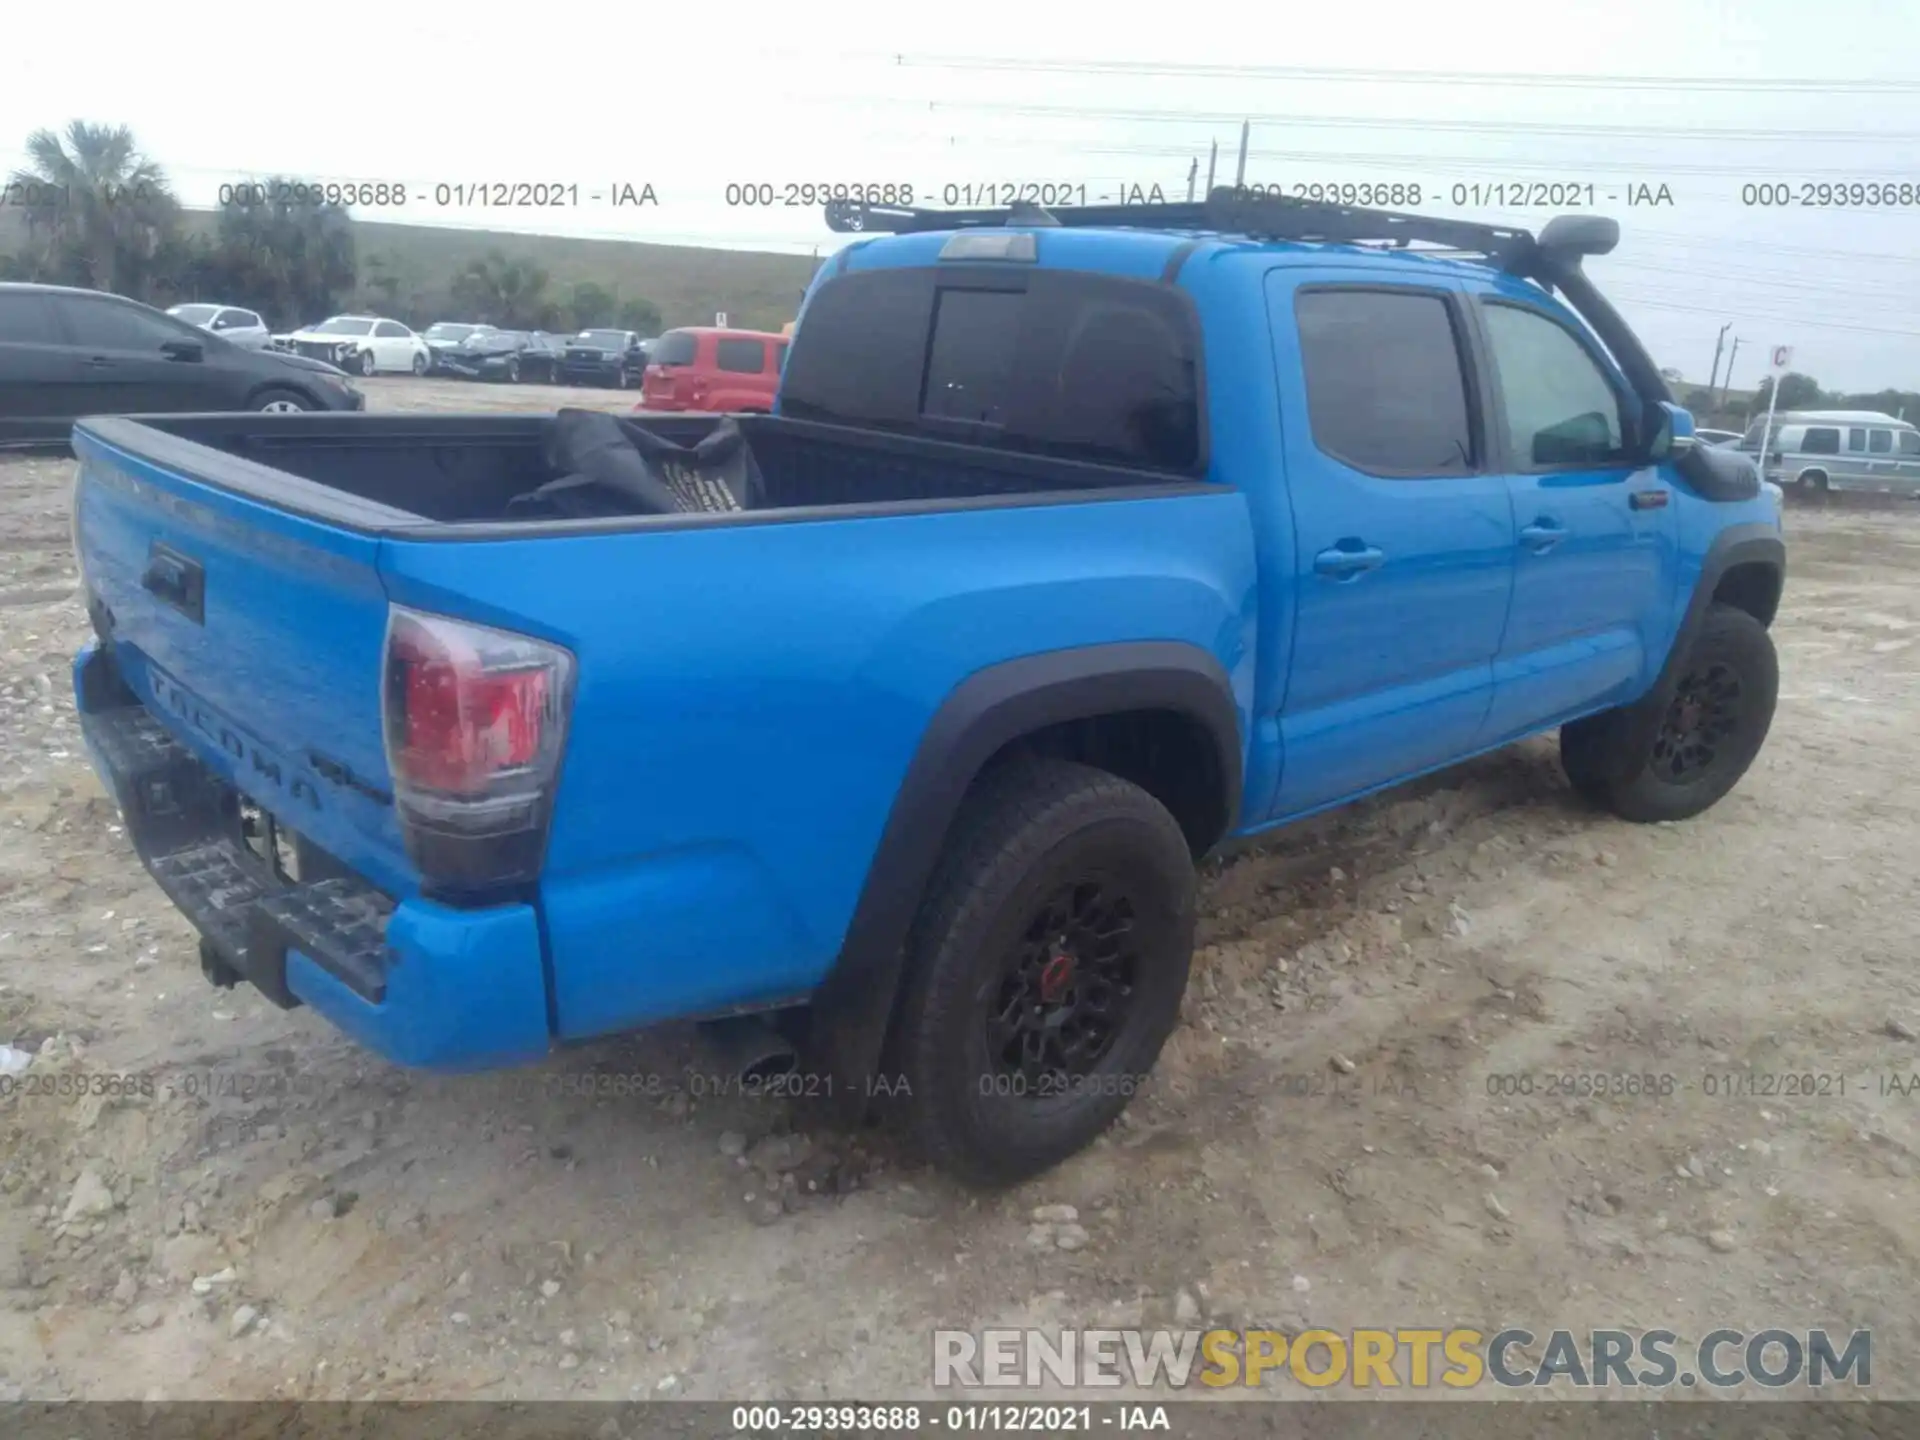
[{"left": 74, "top": 645, "right": 551, "bottom": 1071}]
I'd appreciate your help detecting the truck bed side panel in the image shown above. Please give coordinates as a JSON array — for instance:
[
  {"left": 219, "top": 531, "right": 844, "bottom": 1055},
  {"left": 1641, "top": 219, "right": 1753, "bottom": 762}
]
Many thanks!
[{"left": 377, "top": 489, "right": 1257, "bottom": 1039}]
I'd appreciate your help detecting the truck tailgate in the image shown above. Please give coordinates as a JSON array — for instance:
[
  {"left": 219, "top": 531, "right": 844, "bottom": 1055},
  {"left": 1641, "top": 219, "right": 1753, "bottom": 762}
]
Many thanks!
[{"left": 71, "top": 423, "right": 414, "bottom": 899}]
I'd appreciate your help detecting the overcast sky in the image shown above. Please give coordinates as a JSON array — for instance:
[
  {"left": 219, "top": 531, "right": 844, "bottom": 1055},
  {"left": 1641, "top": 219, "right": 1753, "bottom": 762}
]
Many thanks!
[{"left": 5, "top": 0, "right": 1917, "bottom": 391}]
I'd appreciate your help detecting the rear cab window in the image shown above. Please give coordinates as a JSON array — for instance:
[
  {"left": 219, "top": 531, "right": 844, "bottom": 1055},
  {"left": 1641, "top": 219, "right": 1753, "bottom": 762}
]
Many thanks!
[{"left": 780, "top": 265, "right": 1205, "bottom": 473}]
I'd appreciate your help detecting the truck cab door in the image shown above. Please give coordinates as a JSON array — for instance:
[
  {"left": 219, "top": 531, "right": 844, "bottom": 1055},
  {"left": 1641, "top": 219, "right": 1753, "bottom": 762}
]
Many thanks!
[
  {"left": 1464, "top": 283, "right": 1677, "bottom": 740},
  {"left": 1263, "top": 273, "right": 1516, "bottom": 818}
]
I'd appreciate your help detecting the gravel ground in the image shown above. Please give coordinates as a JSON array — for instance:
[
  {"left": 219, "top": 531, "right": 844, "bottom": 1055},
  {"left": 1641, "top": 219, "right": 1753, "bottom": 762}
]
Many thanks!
[{"left": 2, "top": 404, "right": 1918, "bottom": 1405}]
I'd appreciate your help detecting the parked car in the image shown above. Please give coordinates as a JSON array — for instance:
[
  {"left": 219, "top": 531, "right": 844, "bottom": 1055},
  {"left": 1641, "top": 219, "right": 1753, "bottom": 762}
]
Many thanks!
[
  {"left": 63, "top": 190, "right": 1783, "bottom": 1187},
  {"left": 422, "top": 322, "right": 497, "bottom": 373},
  {"left": 521, "top": 332, "right": 566, "bottom": 383},
  {"left": 557, "top": 328, "right": 649, "bottom": 388},
  {"left": 640, "top": 326, "right": 788, "bottom": 413},
  {"left": 1694, "top": 427, "right": 1742, "bottom": 447},
  {"left": 281, "top": 315, "right": 431, "bottom": 377},
  {"left": 167, "top": 303, "right": 272, "bottom": 350},
  {"left": 0, "top": 282, "right": 363, "bottom": 445},
  {"left": 434, "top": 329, "right": 560, "bottom": 384},
  {"left": 1736, "top": 409, "right": 1920, "bottom": 495}
]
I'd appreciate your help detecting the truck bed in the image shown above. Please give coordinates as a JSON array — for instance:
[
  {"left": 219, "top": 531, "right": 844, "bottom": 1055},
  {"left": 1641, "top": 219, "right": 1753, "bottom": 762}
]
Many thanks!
[{"left": 83, "top": 411, "right": 1198, "bottom": 533}]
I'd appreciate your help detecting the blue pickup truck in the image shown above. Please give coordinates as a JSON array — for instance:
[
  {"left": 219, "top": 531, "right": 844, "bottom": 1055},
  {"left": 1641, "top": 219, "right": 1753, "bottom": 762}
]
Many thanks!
[{"left": 69, "top": 189, "right": 1783, "bottom": 1185}]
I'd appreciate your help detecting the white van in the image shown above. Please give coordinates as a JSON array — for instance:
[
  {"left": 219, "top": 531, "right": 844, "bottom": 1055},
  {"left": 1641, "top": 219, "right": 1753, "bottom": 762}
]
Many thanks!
[{"left": 1739, "top": 410, "right": 1920, "bottom": 495}]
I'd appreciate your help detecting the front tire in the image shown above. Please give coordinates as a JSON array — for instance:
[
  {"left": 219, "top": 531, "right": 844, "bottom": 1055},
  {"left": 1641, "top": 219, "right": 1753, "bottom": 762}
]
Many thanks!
[
  {"left": 251, "top": 388, "right": 313, "bottom": 413},
  {"left": 357, "top": 348, "right": 378, "bottom": 377},
  {"left": 1561, "top": 603, "right": 1778, "bottom": 823},
  {"left": 411, "top": 351, "right": 428, "bottom": 376},
  {"left": 891, "top": 759, "right": 1197, "bottom": 1187}
]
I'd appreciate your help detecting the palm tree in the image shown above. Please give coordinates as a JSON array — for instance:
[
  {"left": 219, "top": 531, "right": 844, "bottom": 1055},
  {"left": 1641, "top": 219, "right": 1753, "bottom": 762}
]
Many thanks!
[{"left": 7, "top": 122, "right": 178, "bottom": 295}]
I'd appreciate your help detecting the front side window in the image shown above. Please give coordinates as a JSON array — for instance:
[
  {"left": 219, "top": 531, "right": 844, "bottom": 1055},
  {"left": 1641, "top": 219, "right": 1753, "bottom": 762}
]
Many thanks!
[
  {"left": 1899, "top": 431, "right": 1920, "bottom": 458},
  {"left": 1294, "top": 288, "right": 1474, "bottom": 475},
  {"left": 1869, "top": 429, "right": 1893, "bottom": 454},
  {"left": 1480, "top": 301, "right": 1627, "bottom": 467}
]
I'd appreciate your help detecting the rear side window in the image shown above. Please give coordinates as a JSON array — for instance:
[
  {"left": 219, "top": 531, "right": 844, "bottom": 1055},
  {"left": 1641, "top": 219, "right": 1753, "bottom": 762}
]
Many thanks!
[
  {"left": 780, "top": 267, "right": 1203, "bottom": 473},
  {"left": 0, "top": 292, "right": 63, "bottom": 345},
  {"left": 1868, "top": 429, "right": 1892, "bottom": 454},
  {"left": 1479, "top": 301, "right": 1626, "bottom": 467},
  {"left": 1803, "top": 428, "right": 1842, "bottom": 455},
  {"left": 714, "top": 336, "right": 766, "bottom": 374},
  {"left": 374, "top": 320, "right": 408, "bottom": 338},
  {"left": 62, "top": 297, "right": 189, "bottom": 352},
  {"left": 1295, "top": 288, "right": 1474, "bottom": 475},
  {"left": 652, "top": 330, "right": 698, "bottom": 366}
]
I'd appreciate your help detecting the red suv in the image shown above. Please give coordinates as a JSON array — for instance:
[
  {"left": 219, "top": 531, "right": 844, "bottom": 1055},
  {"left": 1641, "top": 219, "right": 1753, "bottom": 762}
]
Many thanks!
[{"left": 638, "top": 327, "right": 788, "bottom": 413}]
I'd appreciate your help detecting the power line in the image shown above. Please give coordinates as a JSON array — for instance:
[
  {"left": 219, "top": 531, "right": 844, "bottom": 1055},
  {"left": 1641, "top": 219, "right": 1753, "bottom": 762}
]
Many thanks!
[
  {"left": 856, "top": 98, "right": 1920, "bottom": 145},
  {"left": 1085, "top": 141, "right": 1920, "bottom": 179},
  {"left": 884, "top": 52, "right": 1920, "bottom": 94}
]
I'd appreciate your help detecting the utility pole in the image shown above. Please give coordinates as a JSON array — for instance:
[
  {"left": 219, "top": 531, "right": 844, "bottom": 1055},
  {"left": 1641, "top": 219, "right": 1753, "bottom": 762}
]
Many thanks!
[
  {"left": 1186, "top": 157, "right": 1198, "bottom": 202},
  {"left": 1707, "top": 321, "right": 1731, "bottom": 393},
  {"left": 1719, "top": 338, "right": 1741, "bottom": 411},
  {"left": 1234, "top": 120, "right": 1250, "bottom": 188},
  {"left": 1205, "top": 140, "right": 1218, "bottom": 196}
]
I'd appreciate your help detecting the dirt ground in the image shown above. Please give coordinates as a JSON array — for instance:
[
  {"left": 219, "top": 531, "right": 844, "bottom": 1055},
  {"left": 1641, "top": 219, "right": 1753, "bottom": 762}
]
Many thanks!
[{"left": 2, "top": 390, "right": 1918, "bottom": 1406}]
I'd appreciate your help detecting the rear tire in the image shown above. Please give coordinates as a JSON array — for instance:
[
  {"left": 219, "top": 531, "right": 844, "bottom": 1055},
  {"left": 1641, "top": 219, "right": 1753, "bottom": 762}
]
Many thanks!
[
  {"left": 1560, "top": 603, "right": 1778, "bottom": 823},
  {"left": 890, "top": 759, "right": 1197, "bottom": 1188}
]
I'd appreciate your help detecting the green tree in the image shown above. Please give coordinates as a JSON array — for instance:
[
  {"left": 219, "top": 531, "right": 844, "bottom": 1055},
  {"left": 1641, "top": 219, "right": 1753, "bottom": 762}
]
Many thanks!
[
  {"left": 1752, "top": 372, "right": 1824, "bottom": 413},
  {"left": 616, "top": 295, "right": 662, "bottom": 335},
  {"left": 6, "top": 121, "right": 180, "bottom": 296},
  {"left": 449, "top": 251, "right": 558, "bottom": 330},
  {"left": 566, "top": 280, "right": 618, "bottom": 330},
  {"left": 203, "top": 178, "right": 357, "bottom": 327}
]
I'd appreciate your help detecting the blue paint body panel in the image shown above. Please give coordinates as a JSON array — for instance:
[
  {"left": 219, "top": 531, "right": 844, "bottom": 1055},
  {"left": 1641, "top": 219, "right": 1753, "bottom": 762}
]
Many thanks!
[{"left": 69, "top": 218, "right": 1782, "bottom": 1075}]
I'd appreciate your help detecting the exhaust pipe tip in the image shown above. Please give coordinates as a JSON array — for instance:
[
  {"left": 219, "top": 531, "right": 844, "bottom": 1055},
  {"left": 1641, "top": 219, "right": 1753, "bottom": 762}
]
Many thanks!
[{"left": 697, "top": 1013, "right": 799, "bottom": 1085}]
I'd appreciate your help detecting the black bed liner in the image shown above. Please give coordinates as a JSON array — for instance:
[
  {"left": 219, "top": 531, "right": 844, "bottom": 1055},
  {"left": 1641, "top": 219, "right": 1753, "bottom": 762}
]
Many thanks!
[{"left": 75, "top": 410, "right": 1216, "bottom": 540}]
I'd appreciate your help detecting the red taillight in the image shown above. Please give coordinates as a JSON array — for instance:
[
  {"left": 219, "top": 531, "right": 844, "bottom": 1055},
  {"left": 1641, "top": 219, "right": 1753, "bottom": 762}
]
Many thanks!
[
  {"left": 395, "top": 647, "right": 549, "bottom": 794},
  {"left": 382, "top": 606, "right": 575, "bottom": 894}
]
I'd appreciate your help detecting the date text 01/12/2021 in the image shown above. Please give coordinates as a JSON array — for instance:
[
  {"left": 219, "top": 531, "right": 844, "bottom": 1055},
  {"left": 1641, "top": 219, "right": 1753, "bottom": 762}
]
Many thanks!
[{"left": 208, "top": 180, "right": 660, "bottom": 209}]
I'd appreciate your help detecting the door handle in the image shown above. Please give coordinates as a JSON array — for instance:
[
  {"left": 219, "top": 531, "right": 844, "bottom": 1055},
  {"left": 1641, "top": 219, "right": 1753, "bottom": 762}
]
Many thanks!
[
  {"left": 1314, "top": 542, "right": 1385, "bottom": 579},
  {"left": 1519, "top": 520, "right": 1567, "bottom": 553}
]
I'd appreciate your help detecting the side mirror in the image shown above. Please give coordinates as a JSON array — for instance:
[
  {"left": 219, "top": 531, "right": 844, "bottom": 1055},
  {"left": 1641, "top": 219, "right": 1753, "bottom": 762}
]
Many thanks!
[
  {"left": 1643, "top": 400, "right": 1691, "bottom": 463},
  {"left": 161, "top": 338, "right": 203, "bottom": 362}
]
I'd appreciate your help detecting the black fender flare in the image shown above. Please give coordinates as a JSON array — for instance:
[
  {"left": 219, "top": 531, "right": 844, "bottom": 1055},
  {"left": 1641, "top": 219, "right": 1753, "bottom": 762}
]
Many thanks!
[
  {"left": 1603, "top": 522, "right": 1784, "bottom": 775},
  {"left": 804, "top": 641, "right": 1242, "bottom": 1116}
]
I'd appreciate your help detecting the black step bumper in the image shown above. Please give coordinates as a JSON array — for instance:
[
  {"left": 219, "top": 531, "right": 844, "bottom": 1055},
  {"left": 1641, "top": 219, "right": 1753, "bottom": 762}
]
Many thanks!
[{"left": 81, "top": 702, "right": 395, "bottom": 1007}]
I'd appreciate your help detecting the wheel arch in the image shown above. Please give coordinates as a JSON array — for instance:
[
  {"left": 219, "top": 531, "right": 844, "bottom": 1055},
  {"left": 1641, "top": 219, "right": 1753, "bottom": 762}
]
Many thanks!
[{"left": 805, "top": 641, "right": 1242, "bottom": 1113}]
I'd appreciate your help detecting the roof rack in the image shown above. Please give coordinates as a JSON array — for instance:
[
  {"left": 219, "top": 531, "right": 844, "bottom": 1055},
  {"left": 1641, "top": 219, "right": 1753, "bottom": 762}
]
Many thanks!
[{"left": 823, "top": 186, "right": 1618, "bottom": 278}]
